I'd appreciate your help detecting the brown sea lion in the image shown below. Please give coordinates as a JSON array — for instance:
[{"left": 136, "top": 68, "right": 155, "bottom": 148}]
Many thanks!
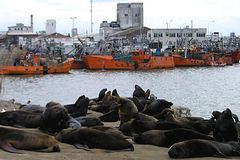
[
  {"left": 117, "top": 97, "right": 138, "bottom": 125},
  {"left": 64, "top": 95, "right": 90, "bottom": 117},
  {"left": 0, "top": 110, "right": 42, "bottom": 128},
  {"left": 141, "top": 99, "right": 173, "bottom": 116},
  {"left": 40, "top": 104, "right": 70, "bottom": 134},
  {"left": 133, "top": 128, "right": 216, "bottom": 148},
  {"left": 56, "top": 128, "right": 134, "bottom": 151},
  {"left": 156, "top": 108, "right": 212, "bottom": 134},
  {"left": 0, "top": 125, "right": 60, "bottom": 154},
  {"left": 168, "top": 139, "right": 240, "bottom": 158}
]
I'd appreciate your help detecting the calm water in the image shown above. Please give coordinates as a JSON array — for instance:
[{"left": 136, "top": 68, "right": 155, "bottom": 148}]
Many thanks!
[{"left": 1, "top": 65, "right": 240, "bottom": 118}]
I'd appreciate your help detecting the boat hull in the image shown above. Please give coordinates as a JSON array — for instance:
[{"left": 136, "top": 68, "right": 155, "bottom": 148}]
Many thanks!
[
  {"left": 71, "top": 59, "right": 85, "bottom": 69},
  {"left": 0, "top": 58, "right": 73, "bottom": 75},
  {"left": 137, "top": 56, "right": 175, "bottom": 69},
  {"left": 82, "top": 55, "right": 135, "bottom": 70},
  {"left": 173, "top": 55, "right": 205, "bottom": 67}
]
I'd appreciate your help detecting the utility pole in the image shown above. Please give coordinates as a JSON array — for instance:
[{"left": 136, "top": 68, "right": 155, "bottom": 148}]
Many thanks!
[{"left": 90, "top": 0, "right": 93, "bottom": 33}]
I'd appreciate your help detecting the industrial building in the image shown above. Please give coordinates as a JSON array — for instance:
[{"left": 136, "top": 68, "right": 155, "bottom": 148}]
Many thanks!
[
  {"left": 99, "top": 2, "right": 144, "bottom": 40},
  {"left": 7, "top": 14, "right": 37, "bottom": 46},
  {"left": 147, "top": 26, "right": 207, "bottom": 49}
]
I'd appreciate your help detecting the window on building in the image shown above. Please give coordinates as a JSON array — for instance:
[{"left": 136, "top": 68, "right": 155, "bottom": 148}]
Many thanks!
[
  {"left": 124, "top": 14, "right": 128, "bottom": 16},
  {"left": 135, "top": 13, "right": 139, "bottom": 17},
  {"left": 169, "top": 33, "right": 176, "bottom": 37},
  {"left": 177, "top": 33, "right": 182, "bottom": 37},
  {"left": 184, "top": 33, "right": 192, "bottom": 37},
  {"left": 166, "top": 33, "right": 169, "bottom": 37},
  {"left": 154, "top": 33, "right": 163, "bottom": 37},
  {"left": 197, "top": 33, "right": 206, "bottom": 37},
  {"left": 148, "top": 33, "right": 151, "bottom": 38}
]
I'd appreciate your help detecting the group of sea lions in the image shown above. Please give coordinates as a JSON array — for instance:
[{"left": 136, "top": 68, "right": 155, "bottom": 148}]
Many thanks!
[{"left": 0, "top": 84, "right": 240, "bottom": 159}]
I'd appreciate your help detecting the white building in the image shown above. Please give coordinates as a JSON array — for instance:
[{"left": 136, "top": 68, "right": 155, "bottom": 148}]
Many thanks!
[
  {"left": 7, "top": 15, "right": 37, "bottom": 45},
  {"left": 147, "top": 26, "right": 207, "bottom": 49},
  {"left": 99, "top": 21, "right": 120, "bottom": 40},
  {"left": 8, "top": 15, "right": 34, "bottom": 34},
  {"left": 46, "top": 19, "right": 56, "bottom": 35},
  {"left": 117, "top": 3, "right": 143, "bottom": 29}
]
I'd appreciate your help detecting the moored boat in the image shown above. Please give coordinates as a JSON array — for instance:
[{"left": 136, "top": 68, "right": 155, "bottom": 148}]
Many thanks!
[
  {"left": 173, "top": 54, "right": 205, "bottom": 67},
  {"left": 82, "top": 49, "right": 175, "bottom": 70},
  {"left": 71, "top": 59, "right": 85, "bottom": 69},
  {"left": 82, "top": 54, "right": 135, "bottom": 70},
  {"left": 0, "top": 55, "right": 73, "bottom": 75},
  {"left": 130, "top": 50, "right": 175, "bottom": 69}
]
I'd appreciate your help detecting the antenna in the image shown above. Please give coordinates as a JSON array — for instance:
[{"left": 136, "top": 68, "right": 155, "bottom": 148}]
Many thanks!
[{"left": 90, "top": 0, "right": 93, "bottom": 33}]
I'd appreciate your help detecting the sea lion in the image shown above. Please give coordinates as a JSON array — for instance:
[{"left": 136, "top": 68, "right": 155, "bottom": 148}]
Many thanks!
[
  {"left": 90, "top": 88, "right": 107, "bottom": 102},
  {"left": 64, "top": 95, "right": 90, "bottom": 117},
  {"left": 141, "top": 99, "right": 173, "bottom": 116},
  {"left": 0, "top": 110, "right": 42, "bottom": 128},
  {"left": 133, "top": 84, "right": 146, "bottom": 98},
  {"left": 45, "top": 101, "right": 60, "bottom": 108},
  {"left": 40, "top": 104, "right": 70, "bottom": 134},
  {"left": 0, "top": 125, "right": 60, "bottom": 154},
  {"left": 133, "top": 128, "right": 215, "bottom": 148},
  {"left": 168, "top": 139, "right": 240, "bottom": 158},
  {"left": 213, "top": 108, "right": 238, "bottom": 142},
  {"left": 156, "top": 108, "right": 212, "bottom": 134},
  {"left": 56, "top": 128, "right": 134, "bottom": 151},
  {"left": 75, "top": 116, "right": 103, "bottom": 127},
  {"left": 91, "top": 126, "right": 127, "bottom": 138},
  {"left": 130, "top": 120, "right": 193, "bottom": 133},
  {"left": 117, "top": 97, "right": 138, "bottom": 125},
  {"left": 112, "top": 89, "right": 120, "bottom": 97},
  {"left": 89, "top": 91, "right": 116, "bottom": 113},
  {"left": 98, "top": 109, "right": 120, "bottom": 122},
  {"left": 97, "top": 88, "right": 108, "bottom": 101},
  {"left": 19, "top": 104, "right": 45, "bottom": 113}
]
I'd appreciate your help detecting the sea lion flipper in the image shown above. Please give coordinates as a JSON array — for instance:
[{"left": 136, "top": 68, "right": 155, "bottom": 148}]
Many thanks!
[
  {"left": 1, "top": 143, "right": 24, "bottom": 154},
  {"left": 74, "top": 144, "right": 91, "bottom": 151}
]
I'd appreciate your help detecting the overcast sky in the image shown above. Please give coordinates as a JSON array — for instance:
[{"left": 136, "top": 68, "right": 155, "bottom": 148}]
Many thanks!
[{"left": 0, "top": 0, "right": 239, "bottom": 36}]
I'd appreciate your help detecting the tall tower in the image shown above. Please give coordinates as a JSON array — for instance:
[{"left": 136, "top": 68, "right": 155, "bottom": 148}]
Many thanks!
[
  {"left": 46, "top": 20, "right": 56, "bottom": 35},
  {"left": 117, "top": 3, "right": 143, "bottom": 29}
]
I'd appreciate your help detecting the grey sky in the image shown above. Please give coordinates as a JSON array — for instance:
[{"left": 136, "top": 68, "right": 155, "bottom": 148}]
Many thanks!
[{"left": 0, "top": 0, "right": 239, "bottom": 36}]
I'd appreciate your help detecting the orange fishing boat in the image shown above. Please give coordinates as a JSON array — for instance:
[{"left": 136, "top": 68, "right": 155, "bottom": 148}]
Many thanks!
[
  {"left": 201, "top": 53, "right": 227, "bottom": 67},
  {"left": 82, "top": 49, "right": 175, "bottom": 70},
  {"left": 71, "top": 59, "right": 85, "bottom": 69},
  {"left": 173, "top": 54, "right": 205, "bottom": 67},
  {"left": 130, "top": 50, "right": 175, "bottom": 69},
  {"left": 82, "top": 54, "right": 135, "bottom": 70},
  {"left": 0, "top": 55, "right": 73, "bottom": 75}
]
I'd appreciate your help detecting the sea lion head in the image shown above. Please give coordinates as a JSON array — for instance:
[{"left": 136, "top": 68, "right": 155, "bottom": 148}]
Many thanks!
[
  {"left": 41, "top": 105, "right": 70, "bottom": 134},
  {"left": 221, "top": 108, "right": 233, "bottom": 120},
  {"left": 55, "top": 128, "right": 77, "bottom": 141},
  {"left": 133, "top": 85, "right": 146, "bottom": 98}
]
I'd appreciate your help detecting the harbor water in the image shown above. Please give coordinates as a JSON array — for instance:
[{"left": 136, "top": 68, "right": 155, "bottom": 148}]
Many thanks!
[{"left": 1, "top": 64, "right": 240, "bottom": 119}]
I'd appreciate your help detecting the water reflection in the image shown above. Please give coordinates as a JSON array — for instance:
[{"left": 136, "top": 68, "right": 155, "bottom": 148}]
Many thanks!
[{"left": 1, "top": 65, "right": 240, "bottom": 118}]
